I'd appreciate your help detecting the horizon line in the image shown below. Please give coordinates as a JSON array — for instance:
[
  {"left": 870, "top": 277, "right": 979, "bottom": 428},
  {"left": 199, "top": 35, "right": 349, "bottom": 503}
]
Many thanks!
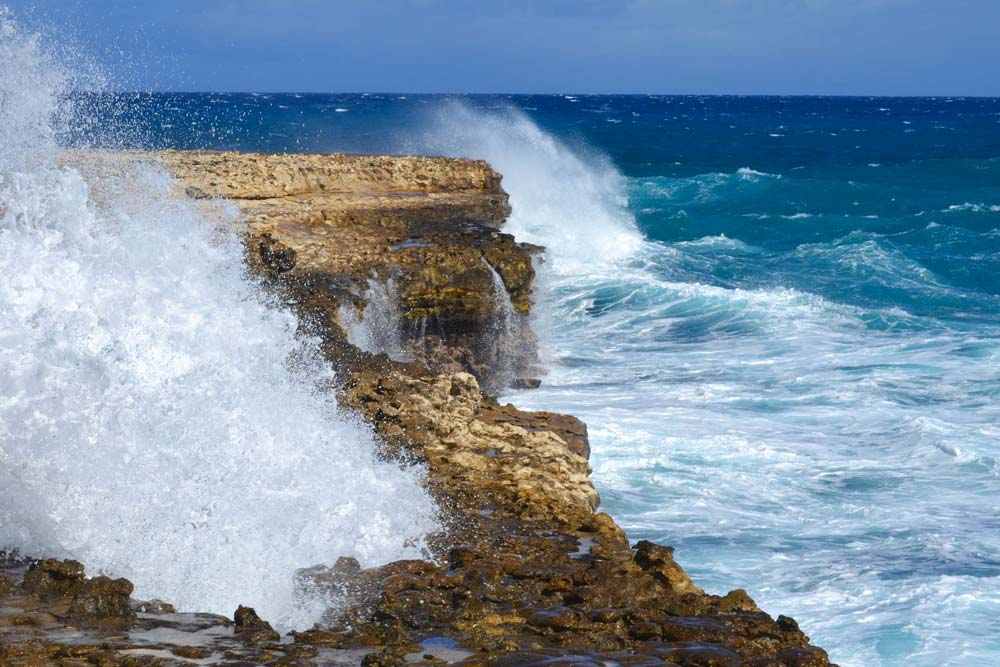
[{"left": 72, "top": 90, "right": 1000, "bottom": 100}]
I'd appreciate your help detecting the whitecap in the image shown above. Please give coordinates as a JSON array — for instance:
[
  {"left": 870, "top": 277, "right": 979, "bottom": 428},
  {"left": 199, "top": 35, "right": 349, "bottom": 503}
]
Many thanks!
[{"left": 737, "top": 167, "right": 781, "bottom": 180}]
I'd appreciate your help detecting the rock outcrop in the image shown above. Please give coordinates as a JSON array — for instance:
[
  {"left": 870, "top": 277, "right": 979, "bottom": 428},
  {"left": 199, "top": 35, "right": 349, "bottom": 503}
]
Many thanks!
[
  {"left": 161, "top": 150, "right": 540, "bottom": 392},
  {"left": 0, "top": 150, "right": 837, "bottom": 667}
]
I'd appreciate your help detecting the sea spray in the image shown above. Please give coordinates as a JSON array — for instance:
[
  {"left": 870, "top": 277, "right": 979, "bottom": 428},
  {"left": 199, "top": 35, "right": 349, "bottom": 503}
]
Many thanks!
[
  {"left": 410, "top": 102, "right": 643, "bottom": 275},
  {"left": 480, "top": 257, "right": 519, "bottom": 391},
  {"left": 410, "top": 101, "right": 647, "bottom": 377},
  {"left": 340, "top": 276, "right": 411, "bottom": 362},
  {"left": 411, "top": 100, "right": 1000, "bottom": 666},
  {"left": 0, "top": 12, "right": 438, "bottom": 630}
]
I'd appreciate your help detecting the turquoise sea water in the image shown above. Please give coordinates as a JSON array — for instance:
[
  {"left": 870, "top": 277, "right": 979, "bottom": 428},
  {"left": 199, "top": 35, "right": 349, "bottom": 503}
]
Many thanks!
[{"left": 103, "top": 94, "right": 1000, "bottom": 666}]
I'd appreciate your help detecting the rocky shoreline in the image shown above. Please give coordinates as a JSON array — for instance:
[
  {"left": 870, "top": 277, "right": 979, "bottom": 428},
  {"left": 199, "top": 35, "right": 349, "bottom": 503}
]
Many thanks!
[{"left": 0, "top": 151, "right": 836, "bottom": 667}]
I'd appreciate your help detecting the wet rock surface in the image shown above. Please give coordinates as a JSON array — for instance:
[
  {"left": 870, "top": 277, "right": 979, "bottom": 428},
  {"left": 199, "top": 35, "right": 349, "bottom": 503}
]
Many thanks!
[{"left": 0, "top": 151, "right": 837, "bottom": 666}]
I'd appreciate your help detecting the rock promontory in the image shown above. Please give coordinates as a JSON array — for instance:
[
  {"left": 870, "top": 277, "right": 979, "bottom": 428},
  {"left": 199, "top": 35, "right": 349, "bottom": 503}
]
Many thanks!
[{"left": 0, "top": 150, "right": 837, "bottom": 667}]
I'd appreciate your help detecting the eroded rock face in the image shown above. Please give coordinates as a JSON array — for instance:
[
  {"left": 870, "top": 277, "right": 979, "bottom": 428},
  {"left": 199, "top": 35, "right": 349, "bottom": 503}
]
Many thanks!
[
  {"left": 159, "top": 150, "right": 539, "bottom": 392},
  {"left": 324, "top": 368, "right": 834, "bottom": 665},
  {"left": 342, "top": 371, "right": 599, "bottom": 522},
  {"left": 60, "top": 148, "right": 537, "bottom": 391}
]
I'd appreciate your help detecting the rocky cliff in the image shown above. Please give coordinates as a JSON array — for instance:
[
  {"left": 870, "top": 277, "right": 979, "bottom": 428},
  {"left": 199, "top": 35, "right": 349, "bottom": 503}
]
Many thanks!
[
  {"left": 162, "top": 150, "right": 539, "bottom": 393},
  {"left": 0, "top": 151, "right": 836, "bottom": 667}
]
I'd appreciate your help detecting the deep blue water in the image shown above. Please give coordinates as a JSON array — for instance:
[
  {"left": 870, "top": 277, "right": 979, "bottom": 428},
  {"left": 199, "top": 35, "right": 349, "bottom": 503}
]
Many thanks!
[{"left": 95, "top": 93, "right": 1000, "bottom": 666}]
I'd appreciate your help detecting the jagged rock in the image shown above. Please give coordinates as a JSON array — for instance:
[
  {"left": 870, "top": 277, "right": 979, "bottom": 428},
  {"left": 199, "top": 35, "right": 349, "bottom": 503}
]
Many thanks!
[
  {"left": 633, "top": 540, "right": 704, "bottom": 596},
  {"left": 66, "top": 575, "right": 135, "bottom": 628},
  {"left": 22, "top": 559, "right": 86, "bottom": 600},
  {"left": 234, "top": 604, "right": 281, "bottom": 642}
]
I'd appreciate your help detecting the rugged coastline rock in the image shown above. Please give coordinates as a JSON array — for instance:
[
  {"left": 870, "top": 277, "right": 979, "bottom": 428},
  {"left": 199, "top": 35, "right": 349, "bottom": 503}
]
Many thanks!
[
  {"left": 0, "top": 150, "right": 837, "bottom": 666},
  {"left": 160, "top": 150, "right": 540, "bottom": 393}
]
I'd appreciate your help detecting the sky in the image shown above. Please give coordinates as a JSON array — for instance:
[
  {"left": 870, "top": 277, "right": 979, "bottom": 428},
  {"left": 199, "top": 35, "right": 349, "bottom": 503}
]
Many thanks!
[{"left": 7, "top": 0, "right": 1000, "bottom": 96}]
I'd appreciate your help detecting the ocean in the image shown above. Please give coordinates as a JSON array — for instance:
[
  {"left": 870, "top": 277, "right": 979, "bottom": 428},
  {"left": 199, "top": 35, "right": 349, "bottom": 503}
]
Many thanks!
[{"left": 26, "top": 89, "right": 1000, "bottom": 664}]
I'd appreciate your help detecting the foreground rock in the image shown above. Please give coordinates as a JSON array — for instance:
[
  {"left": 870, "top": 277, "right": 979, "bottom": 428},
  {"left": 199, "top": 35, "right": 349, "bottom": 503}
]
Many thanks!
[{"left": 0, "top": 150, "right": 837, "bottom": 666}]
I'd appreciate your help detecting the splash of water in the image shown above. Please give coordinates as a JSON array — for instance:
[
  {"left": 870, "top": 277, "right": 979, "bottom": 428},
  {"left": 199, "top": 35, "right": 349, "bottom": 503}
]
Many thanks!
[
  {"left": 409, "top": 101, "right": 648, "bottom": 376},
  {"left": 0, "top": 12, "right": 438, "bottom": 630},
  {"left": 481, "top": 257, "right": 519, "bottom": 391},
  {"left": 410, "top": 101, "right": 643, "bottom": 275},
  {"left": 339, "top": 277, "right": 411, "bottom": 362}
]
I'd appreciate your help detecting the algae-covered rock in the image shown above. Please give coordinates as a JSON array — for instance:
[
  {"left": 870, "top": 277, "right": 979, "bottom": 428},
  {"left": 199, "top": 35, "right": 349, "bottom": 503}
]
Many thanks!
[
  {"left": 22, "top": 559, "right": 86, "bottom": 600},
  {"left": 234, "top": 604, "right": 281, "bottom": 642},
  {"left": 633, "top": 540, "right": 704, "bottom": 596},
  {"left": 66, "top": 575, "right": 134, "bottom": 628}
]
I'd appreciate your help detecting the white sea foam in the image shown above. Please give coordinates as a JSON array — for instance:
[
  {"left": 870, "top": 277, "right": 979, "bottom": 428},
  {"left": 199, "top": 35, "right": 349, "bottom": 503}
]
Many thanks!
[
  {"left": 945, "top": 202, "right": 1000, "bottom": 214},
  {"left": 0, "top": 13, "right": 438, "bottom": 631},
  {"left": 673, "top": 234, "right": 752, "bottom": 250},
  {"left": 737, "top": 167, "right": 781, "bottom": 180}
]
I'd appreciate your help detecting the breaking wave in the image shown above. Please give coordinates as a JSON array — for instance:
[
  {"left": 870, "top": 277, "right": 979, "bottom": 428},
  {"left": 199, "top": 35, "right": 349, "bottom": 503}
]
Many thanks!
[
  {"left": 0, "top": 11, "right": 438, "bottom": 630},
  {"left": 409, "top": 101, "right": 644, "bottom": 275},
  {"left": 412, "top": 99, "right": 1000, "bottom": 667}
]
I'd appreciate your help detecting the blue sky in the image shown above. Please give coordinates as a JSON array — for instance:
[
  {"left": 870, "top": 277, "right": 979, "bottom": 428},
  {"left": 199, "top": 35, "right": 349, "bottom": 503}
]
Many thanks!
[{"left": 9, "top": 0, "right": 1000, "bottom": 95}]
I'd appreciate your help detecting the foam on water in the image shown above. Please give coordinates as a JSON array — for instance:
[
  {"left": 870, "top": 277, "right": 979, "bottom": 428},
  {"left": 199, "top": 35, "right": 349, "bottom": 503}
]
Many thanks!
[
  {"left": 0, "top": 14, "right": 438, "bottom": 630},
  {"left": 421, "top": 105, "right": 1000, "bottom": 666}
]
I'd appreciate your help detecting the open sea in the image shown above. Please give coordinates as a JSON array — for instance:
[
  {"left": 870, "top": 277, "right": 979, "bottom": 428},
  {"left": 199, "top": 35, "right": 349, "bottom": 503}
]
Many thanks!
[{"left": 29, "top": 90, "right": 1000, "bottom": 664}]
